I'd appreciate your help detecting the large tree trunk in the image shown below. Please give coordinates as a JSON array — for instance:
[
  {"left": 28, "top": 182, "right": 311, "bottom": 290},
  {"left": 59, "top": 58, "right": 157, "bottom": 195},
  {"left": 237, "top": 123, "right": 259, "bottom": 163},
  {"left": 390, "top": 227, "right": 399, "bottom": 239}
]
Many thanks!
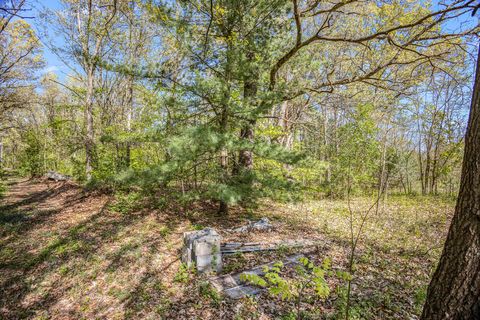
[{"left": 421, "top": 48, "right": 480, "bottom": 320}]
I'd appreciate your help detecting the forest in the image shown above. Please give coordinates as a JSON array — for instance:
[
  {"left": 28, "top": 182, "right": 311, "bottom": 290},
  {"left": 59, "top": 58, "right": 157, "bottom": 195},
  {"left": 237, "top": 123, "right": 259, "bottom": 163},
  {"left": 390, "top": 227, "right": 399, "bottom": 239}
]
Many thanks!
[{"left": 0, "top": 0, "right": 479, "bottom": 319}]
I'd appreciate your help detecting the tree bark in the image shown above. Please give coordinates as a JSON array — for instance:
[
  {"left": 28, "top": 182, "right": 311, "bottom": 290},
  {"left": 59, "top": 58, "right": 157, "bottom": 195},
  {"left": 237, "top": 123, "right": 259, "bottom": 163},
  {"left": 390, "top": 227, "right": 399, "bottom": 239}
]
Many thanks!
[
  {"left": 217, "top": 34, "right": 232, "bottom": 215},
  {"left": 322, "top": 105, "right": 331, "bottom": 184},
  {"left": 238, "top": 122, "right": 255, "bottom": 170},
  {"left": 0, "top": 140, "right": 3, "bottom": 168},
  {"left": 421, "top": 47, "right": 480, "bottom": 320},
  {"left": 85, "top": 65, "right": 95, "bottom": 181},
  {"left": 237, "top": 51, "right": 257, "bottom": 173},
  {"left": 218, "top": 105, "right": 229, "bottom": 215},
  {"left": 124, "top": 0, "right": 136, "bottom": 169},
  {"left": 125, "top": 74, "right": 133, "bottom": 168}
]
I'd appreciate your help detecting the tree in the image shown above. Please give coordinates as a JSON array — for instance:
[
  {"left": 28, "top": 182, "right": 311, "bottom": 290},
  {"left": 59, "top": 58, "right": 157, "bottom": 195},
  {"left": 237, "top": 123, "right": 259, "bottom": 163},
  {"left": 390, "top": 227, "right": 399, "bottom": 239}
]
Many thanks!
[
  {"left": 0, "top": 0, "right": 31, "bottom": 36},
  {"left": 421, "top": 45, "right": 480, "bottom": 320},
  {"left": 42, "top": 0, "right": 118, "bottom": 180},
  {"left": 0, "top": 19, "right": 42, "bottom": 125},
  {"left": 412, "top": 71, "right": 470, "bottom": 195},
  {"left": 0, "top": 15, "right": 42, "bottom": 170},
  {"left": 2, "top": 0, "right": 474, "bottom": 216},
  {"left": 147, "top": 0, "right": 476, "bottom": 214}
]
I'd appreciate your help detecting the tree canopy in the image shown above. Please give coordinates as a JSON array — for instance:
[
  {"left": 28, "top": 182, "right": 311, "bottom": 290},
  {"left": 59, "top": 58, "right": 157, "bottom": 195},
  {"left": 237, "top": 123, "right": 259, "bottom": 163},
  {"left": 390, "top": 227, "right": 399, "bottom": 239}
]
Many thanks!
[{"left": 0, "top": 1, "right": 479, "bottom": 318}]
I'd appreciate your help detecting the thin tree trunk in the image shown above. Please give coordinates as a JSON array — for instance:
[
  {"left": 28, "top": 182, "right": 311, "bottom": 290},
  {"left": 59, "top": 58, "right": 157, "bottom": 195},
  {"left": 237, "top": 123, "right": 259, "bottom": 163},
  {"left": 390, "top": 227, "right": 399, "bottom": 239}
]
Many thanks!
[
  {"left": 217, "top": 35, "right": 232, "bottom": 215},
  {"left": 0, "top": 140, "right": 3, "bottom": 169},
  {"left": 218, "top": 107, "right": 229, "bottom": 215},
  {"left": 322, "top": 106, "right": 331, "bottom": 184},
  {"left": 85, "top": 65, "right": 95, "bottom": 181},
  {"left": 237, "top": 51, "right": 257, "bottom": 173},
  {"left": 376, "top": 127, "right": 388, "bottom": 215},
  {"left": 125, "top": 76, "right": 133, "bottom": 167},
  {"left": 417, "top": 104, "right": 426, "bottom": 195},
  {"left": 405, "top": 154, "right": 411, "bottom": 194},
  {"left": 424, "top": 149, "right": 431, "bottom": 195},
  {"left": 421, "top": 46, "right": 480, "bottom": 320},
  {"left": 124, "top": 0, "right": 135, "bottom": 169},
  {"left": 430, "top": 110, "right": 445, "bottom": 194}
]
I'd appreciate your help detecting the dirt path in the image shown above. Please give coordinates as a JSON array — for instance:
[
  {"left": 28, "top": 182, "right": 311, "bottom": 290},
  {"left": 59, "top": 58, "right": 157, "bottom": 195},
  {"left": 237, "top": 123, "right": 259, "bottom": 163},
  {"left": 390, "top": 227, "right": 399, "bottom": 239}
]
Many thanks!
[
  {"left": 0, "top": 177, "right": 218, "bottom": 319},
  {"left": 0, "top": 178, "right": 112, "bottom": 319}
]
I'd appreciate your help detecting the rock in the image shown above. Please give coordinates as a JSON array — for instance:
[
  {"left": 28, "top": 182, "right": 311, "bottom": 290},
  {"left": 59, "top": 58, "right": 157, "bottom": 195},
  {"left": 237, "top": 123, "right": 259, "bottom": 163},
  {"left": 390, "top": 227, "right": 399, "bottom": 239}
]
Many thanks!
[
  {"left": 46, "top": 171, "right": 71, "bottom": 181},
  {"left": 231, "top": 217, "right": 273, "bottom": 233},
  {"left": 251, "top": 217, "right": 273, "bottom": 231},
  {"left": 221, "top": 239, "right": 322, "bottom": 254},
  {"left": 223, "top": 285, "right": 262, "bottom": 299},
  {"left": 209, "top": 268, "right": 261, "bottom": 300},
  {"left": 181, "top": 228, "right": 222, "bottom": 273}
]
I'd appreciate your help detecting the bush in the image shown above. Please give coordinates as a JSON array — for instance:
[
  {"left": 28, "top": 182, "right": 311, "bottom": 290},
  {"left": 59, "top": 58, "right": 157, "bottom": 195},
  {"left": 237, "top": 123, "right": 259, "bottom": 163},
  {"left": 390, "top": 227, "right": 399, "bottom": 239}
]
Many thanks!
[
  {"left": 18, "top": 129, "right": 44, "bottom": 177},
  {"left": 108, "top": 191, "right": 143, "bottom": 214},
  {"left": 241, "top": 257, "right": 333, "bottom": 318},
  {"left": 0, "top": 181, "right": 6, "bottom": 198}
]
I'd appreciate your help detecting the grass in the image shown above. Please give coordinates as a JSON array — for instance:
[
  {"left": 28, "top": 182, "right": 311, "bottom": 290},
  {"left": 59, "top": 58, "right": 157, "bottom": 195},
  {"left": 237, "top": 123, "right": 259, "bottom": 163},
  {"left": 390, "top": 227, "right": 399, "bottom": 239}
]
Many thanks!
[
  {"left": 108, "top": 191, "right": 143, "bottom": 214},
  {"left": 0, "top": 182, "right": 6, "bottom": 199},
  {"left": 0, "top": 178, "right": 454, "bottom": 319},
  {"left": 260, "top": 194, "right": 454, "bottom": 319}
]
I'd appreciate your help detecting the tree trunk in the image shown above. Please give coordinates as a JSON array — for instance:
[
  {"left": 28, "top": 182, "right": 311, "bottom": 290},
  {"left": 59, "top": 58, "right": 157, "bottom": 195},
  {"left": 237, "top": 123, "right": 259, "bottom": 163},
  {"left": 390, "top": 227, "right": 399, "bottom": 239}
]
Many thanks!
[
  {"left": 124, "top": 0, "right": 135, "bottom": 169},
  {"left": 0, "top": 140, "right": 3, "bottom": 169},
  {"left": 125, "top": 73, "right": 133, "bottom": 168},
  {"left": 217, "top": 39, "right": 232, "bottom": 215},
  {"left": 322, "top": 106, "right": 331, "bottom": 184},
  {"left": 237, "top": 51, "right": 257, "bottom": 173},
  {"left": 376, "top": 127, "right": 388, "bottom": 215},
  {"left": 85, "top": 65, "right": 95, "bottom": 181},
  {"left": 218, "top": 106, "right": 229, "bottom": 215},
  {"left": 421, "top": 47, "right": 480, "bottom": 320},
  {"left": 238, "top": 122, "right": 255, "bottom": 170}
]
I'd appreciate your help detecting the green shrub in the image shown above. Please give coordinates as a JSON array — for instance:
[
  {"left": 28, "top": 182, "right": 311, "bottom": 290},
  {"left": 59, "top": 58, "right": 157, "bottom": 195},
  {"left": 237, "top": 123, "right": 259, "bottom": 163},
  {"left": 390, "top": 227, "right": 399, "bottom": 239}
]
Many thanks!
[
  {"left": 0, "top": 181, "right": 6, "bottom": 198},
  {"left": 414, "top": 285, "right": 428, "bottom": 313},
  {"left": 198, "top": 281, "right": 221, "bottom": 306},
  {"left": 174, "top": 263, "right": 195, "bottom": 283},
  {"left": 18, "top": 129, "right": 44, "bottom": 177},
  {"left": 241, "top": 257, "right": 333, "bottom": 318},
  {"left": 108, "top": 191, "right": 143, "bottom": 214}
]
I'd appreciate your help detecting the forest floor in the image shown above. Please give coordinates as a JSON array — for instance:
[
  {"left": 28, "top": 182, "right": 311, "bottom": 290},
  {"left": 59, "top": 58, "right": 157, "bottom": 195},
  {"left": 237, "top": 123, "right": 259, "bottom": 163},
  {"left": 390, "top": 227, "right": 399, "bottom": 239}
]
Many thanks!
[{"left": 0, "top": 176, "right": 454, "bottom": 319}]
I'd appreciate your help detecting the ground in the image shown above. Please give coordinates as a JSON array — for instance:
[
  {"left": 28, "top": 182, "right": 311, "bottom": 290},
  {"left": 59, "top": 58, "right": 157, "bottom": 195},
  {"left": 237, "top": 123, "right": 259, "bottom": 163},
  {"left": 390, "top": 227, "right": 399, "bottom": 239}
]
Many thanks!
[{"left": 0, "top": 176, "right": 454, "bottom": 319}]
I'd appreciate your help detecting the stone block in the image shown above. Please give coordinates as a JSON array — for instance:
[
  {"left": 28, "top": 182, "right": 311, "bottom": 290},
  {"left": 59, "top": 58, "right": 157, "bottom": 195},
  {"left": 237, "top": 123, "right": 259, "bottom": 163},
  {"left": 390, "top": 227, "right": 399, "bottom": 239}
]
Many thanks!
[{"left": 181, "top": 228, "right": 222, "bottom": 273}]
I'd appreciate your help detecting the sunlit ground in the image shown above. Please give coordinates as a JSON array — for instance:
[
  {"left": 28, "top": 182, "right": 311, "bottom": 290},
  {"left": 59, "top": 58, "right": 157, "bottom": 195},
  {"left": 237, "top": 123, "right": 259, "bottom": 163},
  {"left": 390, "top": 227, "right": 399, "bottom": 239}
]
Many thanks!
[{"left": 0, "top": 177, "right": 454, "bottom": 319}]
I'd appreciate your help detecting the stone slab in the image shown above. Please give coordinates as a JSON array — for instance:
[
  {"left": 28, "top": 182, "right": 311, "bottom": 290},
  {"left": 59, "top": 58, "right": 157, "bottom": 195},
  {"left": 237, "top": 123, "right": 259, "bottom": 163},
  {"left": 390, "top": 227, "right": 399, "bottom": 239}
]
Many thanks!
[
  {"left": 208, "top": 254, "right": 303, "bottom": 299},
  {"left": 182, "top": 228, "right": 222, "bottom": 273}
]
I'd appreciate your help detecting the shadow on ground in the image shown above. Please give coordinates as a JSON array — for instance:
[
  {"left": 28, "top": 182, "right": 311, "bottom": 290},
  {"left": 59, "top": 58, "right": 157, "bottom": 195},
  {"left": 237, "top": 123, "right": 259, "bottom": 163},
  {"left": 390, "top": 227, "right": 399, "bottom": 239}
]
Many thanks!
[{"left": 0, "top": 178, "right": 187, "bottom": 319}]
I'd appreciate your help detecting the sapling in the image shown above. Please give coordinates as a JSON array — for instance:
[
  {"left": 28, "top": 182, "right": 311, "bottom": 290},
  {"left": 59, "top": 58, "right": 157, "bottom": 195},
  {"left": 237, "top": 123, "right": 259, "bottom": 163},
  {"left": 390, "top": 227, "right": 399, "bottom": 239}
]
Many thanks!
[{"left": 343, "top": 168, "right": 382, "bottom": 320}]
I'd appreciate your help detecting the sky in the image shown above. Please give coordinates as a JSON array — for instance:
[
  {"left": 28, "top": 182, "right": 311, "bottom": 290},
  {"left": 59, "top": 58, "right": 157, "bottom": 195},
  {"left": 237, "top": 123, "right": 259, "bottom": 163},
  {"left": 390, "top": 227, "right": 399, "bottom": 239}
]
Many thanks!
[
  {"left": 25, "top": 0, "right": 479, "bottom": 81},
  {"left": 29, "top": 0, "right": 67, "bottom": 79}
]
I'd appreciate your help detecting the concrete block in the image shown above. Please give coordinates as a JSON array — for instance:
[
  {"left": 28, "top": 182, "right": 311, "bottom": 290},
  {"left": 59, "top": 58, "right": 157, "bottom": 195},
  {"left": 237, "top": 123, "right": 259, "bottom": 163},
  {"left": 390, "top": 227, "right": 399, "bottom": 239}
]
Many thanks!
[{"left": 181, "top": 228, "right": 222, "bottom": 273}]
